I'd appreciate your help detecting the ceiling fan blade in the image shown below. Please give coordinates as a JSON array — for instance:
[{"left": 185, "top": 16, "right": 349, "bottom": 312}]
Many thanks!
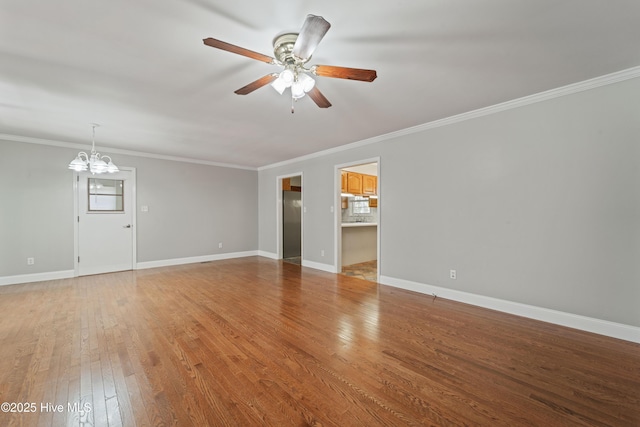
[
  {"left": 234, "top": 74, "right": 278, "bottom": 95},
  {"left": 203, "top": 38, "right": 275, "bottom": 64},
  {"left": 292, "top": 15, "right": 331, "bottom": 61},
  {"left": 307, "top": 87, "right": 332, "bottom": 108},
  {"left": 313, "top": 65, "right": 377, "bottom": 82}
]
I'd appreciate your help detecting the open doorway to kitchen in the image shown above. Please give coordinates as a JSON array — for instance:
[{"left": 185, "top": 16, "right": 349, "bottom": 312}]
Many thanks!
[
  {"left": 335, "top": 159, "right": 380, "bottom": 282},
  {"left": 281, "top": 175, "right": 302, "bottom": 265}
]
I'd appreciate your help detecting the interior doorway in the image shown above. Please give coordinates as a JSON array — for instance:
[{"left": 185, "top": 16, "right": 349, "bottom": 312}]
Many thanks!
[
  {"left": 281, "top": 175, "right": 302, "bottom": 265},
  {"left": 74, "top": 168, "right": 137, "bottom": 276},
  {"left": 336, "top": 159, "right": 380, "bottom": 282}
]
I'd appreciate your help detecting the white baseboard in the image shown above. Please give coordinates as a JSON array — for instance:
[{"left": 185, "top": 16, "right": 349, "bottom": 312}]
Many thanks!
[
  {"left": 136, "top": 250, "right": 259, "bottom": 270},
  {"left": 0, "top": 270, "right": 75, "bottom": 286},
  {"left": 256, "top": 251, "right": 338, "bottom": 274},
  {"left": 302, "top": 259, "right": 338, "bottom": 273},
  {"left": 257, "top": 251, "right": 278, "bottom": 260},
  {"left": 0, "top": 252, "right": 260, "bottom": 285},
  {"left": 380, "top": 275, "right": 640, "bottom": 344}
]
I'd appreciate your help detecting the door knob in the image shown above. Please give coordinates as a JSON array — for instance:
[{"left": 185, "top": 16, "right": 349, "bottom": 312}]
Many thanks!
[{"left": 123, "top": 224, "right": 132, "bottom": 228}]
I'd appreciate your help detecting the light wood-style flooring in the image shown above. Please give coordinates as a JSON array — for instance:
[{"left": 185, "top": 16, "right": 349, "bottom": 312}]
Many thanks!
[
  {"left": 341, "top": 260, "right": 378, "bottom": 282},
  {"left": 0, "top": 257, "right": 638, "bottom": 426}
]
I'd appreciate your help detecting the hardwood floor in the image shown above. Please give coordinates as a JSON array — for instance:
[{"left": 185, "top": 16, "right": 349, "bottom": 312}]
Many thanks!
[{"left": 0, "top": 257, "right": 638, "bottom": 426}]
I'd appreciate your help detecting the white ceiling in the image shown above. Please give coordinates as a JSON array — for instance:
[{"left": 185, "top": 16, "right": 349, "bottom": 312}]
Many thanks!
[{"left": 2, "top": 1, "right": 640, "bottom": 169}]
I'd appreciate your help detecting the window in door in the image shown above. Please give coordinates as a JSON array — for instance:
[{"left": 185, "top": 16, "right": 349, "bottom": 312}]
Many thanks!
[{"left": 88, "top": 178, "right": 124, "bottom": 212}]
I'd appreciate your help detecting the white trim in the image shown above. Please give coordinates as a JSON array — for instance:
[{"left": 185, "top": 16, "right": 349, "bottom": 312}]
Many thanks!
[
  {"left": 380, "top": 275, "right": 640, "bottom": 344},
  {"left": 0, "top": 134, "right": 256, "bottom": 171},
  {"left": 1, "top": 252, "right": 260, "bottom": 284},
  {"left": 301, "top": 260, "right": 338, "bottom": 274},
  {"left": 131, "top": 169, "right": 138, "bottom": 271},
  {"left": 0, "top": 270, "right": 75, "bottom": 286},
  {"left": 259, "top": 66, "right": 640, "bottom": 171},
  {"left": 258, "top": 250, "right": 278, "bottom": 260},
  {"left": 4, "top": 67, "right": 639, "bottom": 173},
  {"left": 73, "top": 171, "right": 79, "bottom": 276},
  {"left": 136, "top": 251, "right": 259, "bottom": 270}
]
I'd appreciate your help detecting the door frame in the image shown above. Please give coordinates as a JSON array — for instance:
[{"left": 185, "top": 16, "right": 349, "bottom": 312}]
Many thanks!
[
  {"left": 275, "top": 172, "right": 303, "bottom": 260},
  {"left": 73, "top": 166, "right": 137, "bottom": 277},
  {"left": 334, "top": 157, "right": 381, "bottom": 281}
]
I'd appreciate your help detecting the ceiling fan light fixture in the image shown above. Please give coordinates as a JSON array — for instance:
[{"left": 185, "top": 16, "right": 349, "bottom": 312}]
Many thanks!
[
  {"left": 291, "top": 80, "right": 306, "bottom": 99},
  {"left": 291, "top": 73, "right": 316, "bottom": 99},
  {"left": 271, "top": 68, "right": 295, "bottom": 94},
  {"left": 271, "top": 77, "right": 287, "bottom": 95},
  {"left": 279, "top": 69, "right": 294, "bottom": 85},
  {"left": 298, "top": 72, "right": 315, "bottom": 92}
]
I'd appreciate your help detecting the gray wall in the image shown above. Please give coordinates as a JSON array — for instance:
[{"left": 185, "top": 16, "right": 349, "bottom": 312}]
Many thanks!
[
  {"left": 131, "top": 156, "right": 258, "bottom": 262},
  {"left": 1, "top": 76, "right": 637, "bottom": 328},
  {"left": 0, "top": 142, "right": 75, "bottom": 275},
  {"left": 0, "top": 140, "right": 258, "bottom": 276},
  {"left": 258, "top": 77, "right": 640, "bottom": 327}
]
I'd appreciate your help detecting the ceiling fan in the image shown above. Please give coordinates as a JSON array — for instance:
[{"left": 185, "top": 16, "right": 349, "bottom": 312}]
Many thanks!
[{"left": 203, "top": 14, "right": 377, "bottom": 112}]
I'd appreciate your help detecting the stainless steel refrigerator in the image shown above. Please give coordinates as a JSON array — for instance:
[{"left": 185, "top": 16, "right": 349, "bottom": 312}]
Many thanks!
[{"left": 282, "top": 190, "right": 301, "bottom": 259}]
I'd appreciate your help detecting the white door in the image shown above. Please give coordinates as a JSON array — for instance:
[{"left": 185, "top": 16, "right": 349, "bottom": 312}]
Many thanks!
[{"left": 76, "top": 169, "right": 135, "bottom": 276}]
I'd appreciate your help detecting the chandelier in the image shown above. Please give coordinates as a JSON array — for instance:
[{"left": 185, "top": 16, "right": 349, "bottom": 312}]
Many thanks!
[{"left": 68, "top": 124, "right": 119, "bottom": 174}]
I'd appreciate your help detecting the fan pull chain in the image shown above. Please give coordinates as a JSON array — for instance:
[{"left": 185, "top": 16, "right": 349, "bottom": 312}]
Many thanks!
[{"left": 291, "top": 96, "right": 295, "bottom": 114}]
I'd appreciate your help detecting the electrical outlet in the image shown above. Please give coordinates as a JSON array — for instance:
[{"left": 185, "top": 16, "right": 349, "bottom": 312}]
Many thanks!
[
  {"left": 218, "top": 242, "right": 223, "bottom": 249},
  {"left": 321, "top": 250, "right": 325, "bottom": 257},
  {"left": 27, "top": 257, "right": 35, "bottom": 265},
  {"left": 450, "top": 269, "right": 457, "bottom": 280}
]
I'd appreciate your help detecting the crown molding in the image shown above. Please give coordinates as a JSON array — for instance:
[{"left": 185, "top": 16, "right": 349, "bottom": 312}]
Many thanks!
[
  {"left": 4, "top": 66, "right": 639, "bottom": 173},
  {"left": 0, "top": 134, "right": 257, "bottom": 171},
  {"left": 259, "top": 66, "right": 640, "bottom": 171}
]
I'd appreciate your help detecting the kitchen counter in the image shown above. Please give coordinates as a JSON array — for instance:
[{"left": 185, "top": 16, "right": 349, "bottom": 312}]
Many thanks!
[{"left": 341, "top": 223, "right": 377, "bottom": 266}]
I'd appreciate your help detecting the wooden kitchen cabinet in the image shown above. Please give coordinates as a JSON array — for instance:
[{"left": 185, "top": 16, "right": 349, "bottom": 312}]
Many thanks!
[
  {"left": 342, "top": 171, "right": 377, "bottom": 196},
  {"left": 347, "top": 173, "right": 362, "bottom": 194},
  {"left": 362, "top": 174, "right": 377, "bottom": 195}
]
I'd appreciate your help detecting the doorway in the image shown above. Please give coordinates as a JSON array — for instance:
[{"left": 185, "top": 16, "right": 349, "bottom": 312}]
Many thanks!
[
  {"left": 280, "top": 175, "right": 302, "bottom": 265},
  {"left": 336, "top": 159, "right": 380, "bottom": 282},
  {"left": 74, "top": 168, "right": 137, "bottom": 276}
]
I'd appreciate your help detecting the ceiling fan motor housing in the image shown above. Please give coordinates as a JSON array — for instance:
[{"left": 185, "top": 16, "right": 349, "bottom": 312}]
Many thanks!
[{"left": 273, "top": 33, "right": 307, "bottom": 65}]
